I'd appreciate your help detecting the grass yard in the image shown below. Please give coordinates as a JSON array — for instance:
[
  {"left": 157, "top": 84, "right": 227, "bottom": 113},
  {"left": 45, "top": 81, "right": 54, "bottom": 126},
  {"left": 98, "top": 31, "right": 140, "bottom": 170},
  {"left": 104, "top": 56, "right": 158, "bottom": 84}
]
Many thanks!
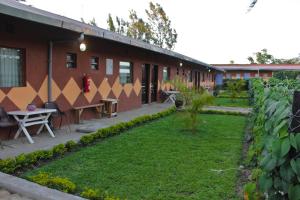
[
  {"left": 24, "top": 114, "right": 245, "bottom": 200},
  {"left": 212, "top": 97, "right": 249, "bottom": 108}
]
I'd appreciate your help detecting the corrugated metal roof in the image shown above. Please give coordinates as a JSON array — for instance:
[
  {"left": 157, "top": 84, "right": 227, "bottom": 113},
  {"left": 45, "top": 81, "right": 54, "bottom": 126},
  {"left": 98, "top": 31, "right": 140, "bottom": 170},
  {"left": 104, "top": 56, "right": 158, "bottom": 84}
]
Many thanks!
[
  {"left": 213, "top": 64, "right": 300, "bottom": 71},
  {"left": 0, "top": 0, "right": 222, "bottom": 71}
]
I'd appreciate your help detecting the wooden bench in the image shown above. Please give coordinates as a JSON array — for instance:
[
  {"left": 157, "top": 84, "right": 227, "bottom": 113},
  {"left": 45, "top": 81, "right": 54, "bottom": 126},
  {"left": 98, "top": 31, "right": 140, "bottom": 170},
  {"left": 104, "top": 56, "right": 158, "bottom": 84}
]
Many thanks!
[{"left": 73, "top": 103, "right": 104, "bottom": 124}]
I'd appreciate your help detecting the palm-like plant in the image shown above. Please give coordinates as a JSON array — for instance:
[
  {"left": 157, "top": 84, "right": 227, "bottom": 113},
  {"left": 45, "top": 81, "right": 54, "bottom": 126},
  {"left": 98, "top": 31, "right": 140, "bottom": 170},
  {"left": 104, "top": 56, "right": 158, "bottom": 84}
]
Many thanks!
[
  {"left": 170, "top": 76, "right": 213, "bottom": 133},
  {"left": 227, "top": 80, "right": 246, "bottom": 102}
]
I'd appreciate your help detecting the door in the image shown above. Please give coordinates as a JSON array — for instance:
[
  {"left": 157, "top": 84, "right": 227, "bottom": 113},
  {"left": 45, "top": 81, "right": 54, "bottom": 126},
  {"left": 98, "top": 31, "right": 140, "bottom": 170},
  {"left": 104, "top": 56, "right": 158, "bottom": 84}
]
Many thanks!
[
  {"left": 151, "top": 65, "right": 158, "bottom": 102},
  {"left": 141, "top": 64, "right": 150, "bottom": 104},
  {"left": 216, "top": 73, "right": 223, "bottom": 86}
]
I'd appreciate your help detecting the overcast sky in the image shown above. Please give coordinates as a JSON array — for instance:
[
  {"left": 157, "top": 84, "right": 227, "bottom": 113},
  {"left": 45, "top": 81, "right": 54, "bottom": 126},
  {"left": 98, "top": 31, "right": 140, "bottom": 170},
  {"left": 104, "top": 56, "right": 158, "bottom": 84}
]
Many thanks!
[{"left": 25, "top": 0, "right": 300, "bottom": 64}]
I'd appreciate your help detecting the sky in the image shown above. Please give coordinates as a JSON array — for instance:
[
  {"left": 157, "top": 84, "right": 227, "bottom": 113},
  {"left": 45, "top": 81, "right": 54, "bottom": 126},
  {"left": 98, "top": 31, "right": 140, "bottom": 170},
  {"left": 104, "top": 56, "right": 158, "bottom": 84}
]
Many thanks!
[{"left": 25, "top": 0, "right": 300, "bottom": 64}]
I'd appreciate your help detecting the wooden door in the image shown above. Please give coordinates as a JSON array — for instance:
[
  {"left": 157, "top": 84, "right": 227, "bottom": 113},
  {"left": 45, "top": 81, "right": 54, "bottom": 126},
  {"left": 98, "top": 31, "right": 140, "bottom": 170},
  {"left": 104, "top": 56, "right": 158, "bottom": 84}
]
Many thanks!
[
  {"left": 151, "top": 65, "right": 158, "bottom": 102},
  {"left": 141, "top": 64, "right": 150, "bottom": 104}
]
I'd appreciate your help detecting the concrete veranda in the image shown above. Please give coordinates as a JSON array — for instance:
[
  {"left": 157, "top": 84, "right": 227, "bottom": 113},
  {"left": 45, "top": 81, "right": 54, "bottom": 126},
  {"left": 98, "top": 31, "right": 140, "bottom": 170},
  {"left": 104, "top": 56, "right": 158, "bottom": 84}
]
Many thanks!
[{"left": 0, "top": 103, "right": 172, "bottom": 159}]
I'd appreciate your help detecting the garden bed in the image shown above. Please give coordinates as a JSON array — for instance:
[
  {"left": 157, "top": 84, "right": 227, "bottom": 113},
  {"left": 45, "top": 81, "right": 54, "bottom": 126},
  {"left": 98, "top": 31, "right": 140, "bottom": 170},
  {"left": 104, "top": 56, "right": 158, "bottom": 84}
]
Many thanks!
[{"left": 23, "top": 113, "right": 246, "bottom": 200}]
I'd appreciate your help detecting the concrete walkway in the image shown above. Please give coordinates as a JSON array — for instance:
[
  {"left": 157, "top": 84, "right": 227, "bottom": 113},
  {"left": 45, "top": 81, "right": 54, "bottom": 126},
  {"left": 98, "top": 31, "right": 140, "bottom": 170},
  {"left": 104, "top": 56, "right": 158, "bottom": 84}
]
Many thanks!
[
  {"left": 0, "top": 103, "right": 172, "bottom": 159},
  {"left": 203, "top": 106, "right": 252, "bottom": 114}
]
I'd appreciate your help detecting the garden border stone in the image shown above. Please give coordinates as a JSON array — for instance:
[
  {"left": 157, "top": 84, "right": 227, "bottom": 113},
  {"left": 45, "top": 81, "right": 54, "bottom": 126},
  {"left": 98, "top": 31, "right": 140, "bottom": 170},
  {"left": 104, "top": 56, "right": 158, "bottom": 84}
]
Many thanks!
[{"left": 0, "top": 172, "right": 86, "bottom": 200}]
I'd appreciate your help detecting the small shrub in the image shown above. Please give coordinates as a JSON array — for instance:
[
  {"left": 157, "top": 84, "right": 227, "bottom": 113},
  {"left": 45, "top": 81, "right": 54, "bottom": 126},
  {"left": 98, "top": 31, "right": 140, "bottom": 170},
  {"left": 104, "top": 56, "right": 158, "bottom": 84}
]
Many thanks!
[
  {"left": 30, "top": 172, "right": 76, "bottom": 193},
  {"left": 79, "top": 135, "right": 95, "bottom": 146},
  {"left": 80, "top": 188, "right": 103, "bottom": 200},
  {"left": 0, "top": 158, "right": 16, "bottom": 174},
  {"left": 52, "top": 144, "right": 67, "bottom": 156},
  {"left": 65, "top": 140, "right": 77, "bottom": 151}
]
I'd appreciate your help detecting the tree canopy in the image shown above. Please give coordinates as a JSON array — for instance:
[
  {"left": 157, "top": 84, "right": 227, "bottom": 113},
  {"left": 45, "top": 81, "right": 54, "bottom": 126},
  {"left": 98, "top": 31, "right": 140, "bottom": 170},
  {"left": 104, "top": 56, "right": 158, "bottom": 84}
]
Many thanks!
[
  {"left": 107, "top": 2, "right": 177, "bottom": 50},
  {"left": 248, "top": 49, "right": 300, "bottom": 64}
]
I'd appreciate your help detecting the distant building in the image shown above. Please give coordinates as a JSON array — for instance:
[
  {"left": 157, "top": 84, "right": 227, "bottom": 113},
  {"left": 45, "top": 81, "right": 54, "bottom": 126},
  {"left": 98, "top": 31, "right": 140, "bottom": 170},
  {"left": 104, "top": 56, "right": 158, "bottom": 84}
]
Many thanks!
[{"left": 212, "top": 64, "right": 300, "bottom": 85}]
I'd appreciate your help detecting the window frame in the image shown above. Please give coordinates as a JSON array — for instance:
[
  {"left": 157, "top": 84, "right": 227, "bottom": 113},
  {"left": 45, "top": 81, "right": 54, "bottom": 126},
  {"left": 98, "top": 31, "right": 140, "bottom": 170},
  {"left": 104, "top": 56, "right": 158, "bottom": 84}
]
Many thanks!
[
  {"left": 0, "top": 46, "right": 26, "bottom": 88},
  {"left": 163, "top": 66, "right": 170, "bottom": 81},
  {"left": 90, "top": 56, "right": 99, "bottom": 70},
  {"left": 66, "top": 53, "right": 77, "bottom": 69},
  {"left": 119, "top": 61, "right": 133, "bottom": 84}
]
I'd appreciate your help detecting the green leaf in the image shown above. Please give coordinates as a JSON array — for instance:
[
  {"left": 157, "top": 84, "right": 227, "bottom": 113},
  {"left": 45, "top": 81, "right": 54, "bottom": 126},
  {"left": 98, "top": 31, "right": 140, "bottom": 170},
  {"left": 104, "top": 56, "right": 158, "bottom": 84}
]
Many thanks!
[
  {"left": 288, "top": 185, "right": 300, "bottom": 200},
  {"left": 290, "top": 134, "right": 297, "bottom": 150},
  {"left": 272, "top": 140, "right": 281, "bottom": 158},
  {"left": 280, "top": 164, "right": 295, "bottom": 182},
  {"left": 291, "top": 159, "right": 298, "bottom": 174},
  {"left": 280, "top": 137, "right": 291, "bottom": 157},
  {"left": 265, "top": 157, "right": 277, "bottom": 171},
  {"left": 273, "top": 119, "right": 288, "bottom": 136},
  {"left": 259, "top": 173, "right": 273, "bottom": 192},
  {"left": 296, "top": 134, "right": 300, "bottom": 150}
]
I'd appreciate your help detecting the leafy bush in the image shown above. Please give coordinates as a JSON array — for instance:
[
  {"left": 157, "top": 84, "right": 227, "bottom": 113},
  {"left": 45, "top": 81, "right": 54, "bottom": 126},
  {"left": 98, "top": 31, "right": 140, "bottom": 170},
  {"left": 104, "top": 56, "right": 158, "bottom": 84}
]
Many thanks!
[
  {"left": 227, "top": 79, "right": 246, "bottom": 102},
  {"left": 30, "top": 172, "right": 76, "bottom": 193},
  {"left": 52, "top": 144, "right": 67, "bottom": 156},
  {"left": 65, "top": 140, "right": 78, "bottom": 151},
  {"left": 246, "top": 78, "right": 300, "bottom": 199}
]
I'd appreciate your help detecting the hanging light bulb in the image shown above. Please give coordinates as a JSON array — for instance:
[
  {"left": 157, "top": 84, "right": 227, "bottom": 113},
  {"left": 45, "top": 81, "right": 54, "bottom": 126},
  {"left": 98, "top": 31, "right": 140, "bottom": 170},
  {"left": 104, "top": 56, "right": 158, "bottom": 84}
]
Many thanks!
[{"left": 80, "top": 42, "right": 86, "bottom": 51}]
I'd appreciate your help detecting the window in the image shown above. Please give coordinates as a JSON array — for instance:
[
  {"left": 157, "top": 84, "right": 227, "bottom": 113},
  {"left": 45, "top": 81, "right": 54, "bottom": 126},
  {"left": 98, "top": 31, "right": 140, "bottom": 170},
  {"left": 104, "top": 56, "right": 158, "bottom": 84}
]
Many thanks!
[
  {"left": 0, "top": 47, "right": 24, "bottom": 87},
  {"left": 176, "top": 68, "right": 179, "bottom": 75},
  {"left": 90, "top": 56, "right": 99, "bottom": 70},
  {"left": 66, "top": 53, "right": 76, "bottom": 68},
  {"left": 255, "top": 73, "right": 259, "bottom": 77},
  {"left": 106, "top": 59, "right": 113, "bottom": 75},
  {"left": 236, "top": 73, "right": 241, "bottom": 79},
  {"left": 163, "top": 67, "right": 170, "bottom": 81},
  {"left": 119, "top": 61, "right": 133, "bottom": 84},
  {"left": 226, "top": 73, "right": 231, "bottom": 79}
]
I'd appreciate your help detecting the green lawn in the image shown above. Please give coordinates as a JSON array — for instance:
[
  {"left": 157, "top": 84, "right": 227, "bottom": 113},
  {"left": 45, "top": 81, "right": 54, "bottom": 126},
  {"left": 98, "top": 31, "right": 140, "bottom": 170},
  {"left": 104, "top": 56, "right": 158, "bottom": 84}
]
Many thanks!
[
  {"left": 212, "top": 97, "right": 249, "bottom": 108},
  {"left": 24, "top": 114, "right": 245, "bottom": 200}
]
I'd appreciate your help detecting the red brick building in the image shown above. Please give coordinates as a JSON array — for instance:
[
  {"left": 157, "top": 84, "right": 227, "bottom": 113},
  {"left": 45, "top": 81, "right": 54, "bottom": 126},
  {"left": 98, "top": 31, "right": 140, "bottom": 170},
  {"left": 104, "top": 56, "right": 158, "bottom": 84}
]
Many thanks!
[
  {"left": 213, "top": 64, "right": 300, "bottom": 85},
  {"left": 0, "top": 0, "right": 220, "bottom": 139}
]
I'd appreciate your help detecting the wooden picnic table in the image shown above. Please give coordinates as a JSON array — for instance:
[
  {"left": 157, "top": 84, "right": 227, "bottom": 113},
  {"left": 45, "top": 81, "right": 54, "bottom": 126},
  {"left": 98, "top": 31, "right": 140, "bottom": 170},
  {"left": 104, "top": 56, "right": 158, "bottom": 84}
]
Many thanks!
[{"left": 7, "top": 108, "right": 57, "bottom": 144}]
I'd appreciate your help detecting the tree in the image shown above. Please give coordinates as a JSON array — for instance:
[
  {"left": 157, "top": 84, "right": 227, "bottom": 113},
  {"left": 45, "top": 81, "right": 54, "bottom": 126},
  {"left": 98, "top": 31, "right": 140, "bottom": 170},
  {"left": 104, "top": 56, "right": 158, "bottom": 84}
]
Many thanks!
[
  {"left": 145, "top": 2, "right": 177, "bottom": 49},
  {"left": 248, "top": 49, "right": 300, "bottom": 64},
  {"left": 230, "top": 60, "right": 235, "bottom": 64},
  {"left": 81, "top": 17, "right": 97, "bottom": 26},
  {"left": 227, "top": 80, "right": 246, "bottom": 102},
  {"left": 107, "top": 1, "right": 177, "bottom": 50},
  {"left": 107, "top": 14, "right": 116, "bottom": 32}
]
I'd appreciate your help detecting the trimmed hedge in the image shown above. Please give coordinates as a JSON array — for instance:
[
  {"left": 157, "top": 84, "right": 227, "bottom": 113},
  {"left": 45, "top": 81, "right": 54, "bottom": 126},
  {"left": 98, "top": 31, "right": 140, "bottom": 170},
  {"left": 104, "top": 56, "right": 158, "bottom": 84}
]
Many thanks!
[
  {"left": 29, "top": 172, "right": 120, "bottom": 200},
  {"left": 0, "top": 106, "right": 176, "bottom": 175}
]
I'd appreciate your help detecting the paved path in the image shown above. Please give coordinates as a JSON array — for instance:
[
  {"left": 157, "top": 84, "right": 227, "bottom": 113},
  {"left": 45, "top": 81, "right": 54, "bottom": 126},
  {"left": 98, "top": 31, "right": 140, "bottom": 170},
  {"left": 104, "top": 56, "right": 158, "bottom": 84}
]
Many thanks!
[
  {"left": 0, "top": 103, "right": 172, "bottom": 159},
  {"left": 0, "top": 188, "right": 33, "bottom": 200},
  {"left": 203, "top": 106, "right": 252, "bottom": 114}
]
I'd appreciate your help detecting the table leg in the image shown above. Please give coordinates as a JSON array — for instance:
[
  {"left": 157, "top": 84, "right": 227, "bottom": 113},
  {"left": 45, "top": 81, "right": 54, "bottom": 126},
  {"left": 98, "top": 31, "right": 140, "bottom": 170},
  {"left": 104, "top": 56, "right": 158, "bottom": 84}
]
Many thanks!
[
  {"left": 12, "top": 115, "right": 28, "bottom": 139},
  {"left": 14, "top": 127, "right": 22, "bottom": 139},
  {"left": 45, "top": 123, "right": 55, "bottom": 138},
  {"left": 44, "top": 113, "right": 55, "bottom": 138},
  {"left": 20, "top": 124, "right": 34, "bottom": 144},
  {"left": 36, "top": 114, "right": 45, "bottom": 135}
]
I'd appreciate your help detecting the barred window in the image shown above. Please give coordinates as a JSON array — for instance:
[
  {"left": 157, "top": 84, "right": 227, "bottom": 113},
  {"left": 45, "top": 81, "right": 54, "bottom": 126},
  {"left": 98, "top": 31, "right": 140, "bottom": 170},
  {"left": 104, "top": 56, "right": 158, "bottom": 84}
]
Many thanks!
[{"left": 0, "top": 47, "right": 24, "bottom": 87}]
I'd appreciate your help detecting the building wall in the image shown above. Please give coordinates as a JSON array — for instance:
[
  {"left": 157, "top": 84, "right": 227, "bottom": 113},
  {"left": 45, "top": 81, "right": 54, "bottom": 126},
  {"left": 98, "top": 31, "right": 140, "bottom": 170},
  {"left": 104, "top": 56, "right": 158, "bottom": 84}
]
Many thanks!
[
  {"left": 223, "top": 70, "right": 273, "bottom": 80},
  {"left": 0, "top": 14, "right": 215, "bottom": 139}
]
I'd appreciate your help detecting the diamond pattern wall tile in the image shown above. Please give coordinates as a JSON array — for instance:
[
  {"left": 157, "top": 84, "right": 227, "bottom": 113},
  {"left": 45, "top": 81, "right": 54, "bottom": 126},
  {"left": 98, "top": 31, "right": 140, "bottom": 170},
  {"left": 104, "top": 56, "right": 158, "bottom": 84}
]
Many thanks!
[
  {"left": 123, "top": 83, "right": 133, "bottom": 97},
  {"left": 133, "top": 78, "right": 141, "bottom": 96},
  {"left": 112, "top": 77, "right": 122, "bottom": 99},
  {"left": 98, "top": 79, "right": 111, "bottom": 99},
  {"left": 84, "top": 79, "right": 97, "bottom": 103},
  {"left": 52, "top": 79, "right": 61, "bottom": 101},
  {"left": 7, "top": 82, "right": 37, "bottom": 110},
  {"left": 37, "top": 76, "right": 48, "bottom": 102},
  {"left": 62, "top": 78, "right": 81, "bottom": 105},
  {"left": 0, "top": 90, "right": 5, "bottom": 103}
]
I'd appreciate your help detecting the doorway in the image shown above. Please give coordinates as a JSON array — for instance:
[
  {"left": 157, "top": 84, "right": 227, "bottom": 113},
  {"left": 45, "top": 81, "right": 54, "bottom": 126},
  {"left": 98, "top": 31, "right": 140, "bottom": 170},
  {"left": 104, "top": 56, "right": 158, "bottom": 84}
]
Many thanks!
[
  {"left": 141, "top": 64, "right": 150, "bottom": 104},
  {"left": 151, "top": 65, "right": 158, "bottom": 102}
]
